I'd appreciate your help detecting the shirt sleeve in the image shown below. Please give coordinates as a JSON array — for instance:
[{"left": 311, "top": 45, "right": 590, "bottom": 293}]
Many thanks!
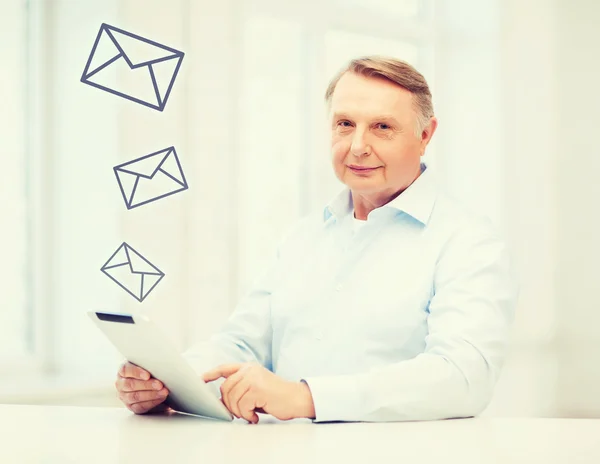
[
  {"left": 301, "top": 217, "right": 519, "bottom": 422},
  {"left": 181, "top": 277, "right": 275, "bottom": 397}
]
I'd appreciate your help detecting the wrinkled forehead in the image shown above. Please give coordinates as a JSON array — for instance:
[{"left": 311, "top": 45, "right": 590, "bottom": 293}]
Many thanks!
[{"left": 328, "top": 72, "right": 416, "bottom": 121}]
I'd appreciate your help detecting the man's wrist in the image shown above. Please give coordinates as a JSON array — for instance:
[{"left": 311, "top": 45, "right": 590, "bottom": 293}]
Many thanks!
[{"left": 294, "top": 380, "right": 316, "bottom": 419}]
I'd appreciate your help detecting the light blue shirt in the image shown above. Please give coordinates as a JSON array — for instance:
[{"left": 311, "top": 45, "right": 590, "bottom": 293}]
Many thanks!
[{"left": 183, "top": 162, "right": 519, "bottom": 422}]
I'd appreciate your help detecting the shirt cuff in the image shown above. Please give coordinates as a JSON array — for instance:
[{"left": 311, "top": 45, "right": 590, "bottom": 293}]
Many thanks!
[{"left": 301, "top": 374, "right": 363, "bottom": 422}]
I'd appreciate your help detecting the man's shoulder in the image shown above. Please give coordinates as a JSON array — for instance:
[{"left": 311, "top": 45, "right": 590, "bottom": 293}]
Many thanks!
[
  {"left": 430, "top": 190, "right": 504, "bottom": 244},
  {"left": 430, "top": 191, "right": 518, "bottom": 297}
]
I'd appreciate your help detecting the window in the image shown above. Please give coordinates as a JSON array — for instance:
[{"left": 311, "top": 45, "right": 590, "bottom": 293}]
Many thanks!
[
  {"left": 237, "top": 14, "right": 305, "bottom": 294},
  {"left": 0, "top": 1, "right": 30, "bottom": 367},
  {"left": 333, "top": 0, "right": 421, "bottom": 18}
]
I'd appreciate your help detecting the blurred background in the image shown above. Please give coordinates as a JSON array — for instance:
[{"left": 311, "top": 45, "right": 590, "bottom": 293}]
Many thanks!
[{"left": 1, "top": 0, "right": 599, "bottom": 417}]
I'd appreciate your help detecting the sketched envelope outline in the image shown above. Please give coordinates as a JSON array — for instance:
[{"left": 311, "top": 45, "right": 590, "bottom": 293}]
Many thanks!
[
  {"left": 80, "top": 23, "right": 184, "bottom": 111},
  {"left": 114, "top": 146, "right": 188, "bottom": 210},
  {"left": 100, "top": 242, "right": 165, "bottom": 302}
]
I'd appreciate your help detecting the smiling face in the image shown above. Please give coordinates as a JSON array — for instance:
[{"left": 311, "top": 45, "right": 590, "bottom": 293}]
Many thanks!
[{"left": 329, "top": 71, "right": 437, "bottom": 211}]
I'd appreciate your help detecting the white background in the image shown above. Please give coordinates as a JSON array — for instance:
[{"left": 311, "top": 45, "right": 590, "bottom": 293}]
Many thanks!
[{"left": 1, "top": 0, "right": 599, "bottom": 418}]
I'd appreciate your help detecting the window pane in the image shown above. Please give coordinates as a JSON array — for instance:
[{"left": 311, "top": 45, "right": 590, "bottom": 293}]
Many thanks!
[
  {"left": 237, "top": 14, "right": 305, "bottom": 294},
  {"left": 324, "top": 29, "right": 420, "bottom": 79},
  {"left": 0, "top": 0, "right": 29, "bottom": 362},
  {"left": 332, "top": 0, "right": 421, "bottom": 18}
]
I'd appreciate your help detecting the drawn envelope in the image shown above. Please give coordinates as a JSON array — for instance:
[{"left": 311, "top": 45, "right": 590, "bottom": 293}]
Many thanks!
[
  {"left": 80, "top": 23, "right": 184, "bottom": 111},
  {"left": 114, "top": 146, "right": 188, "bottom": 209},
  {"left": 101, "top": 242, "right": 164, "bottom": 302}
]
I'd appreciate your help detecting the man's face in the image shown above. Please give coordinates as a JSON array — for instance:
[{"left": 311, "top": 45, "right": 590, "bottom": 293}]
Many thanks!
[{"left": 329, "top": 72, "right": 436, "bottom": 200}]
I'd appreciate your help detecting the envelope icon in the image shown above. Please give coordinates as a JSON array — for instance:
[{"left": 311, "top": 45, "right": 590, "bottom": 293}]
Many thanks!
[
  {"left": 114, "top": 146, "right": 188, "bottom": 209},
  {"left": 101, "top": 242, "right": 164, "bottom": 302},
  {"left": 80, "top": 23, "right": 184, "bottom": 111}
]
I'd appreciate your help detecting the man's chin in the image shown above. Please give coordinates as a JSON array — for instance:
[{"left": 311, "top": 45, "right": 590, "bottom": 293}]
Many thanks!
[{"left": 345, "top": 181, "right": 383, "bottom": 194}]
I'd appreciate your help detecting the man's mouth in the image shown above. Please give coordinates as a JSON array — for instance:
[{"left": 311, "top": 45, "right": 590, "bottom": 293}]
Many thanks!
[{"left": 348, "top": 165, "right": 381, "bottom": 173}]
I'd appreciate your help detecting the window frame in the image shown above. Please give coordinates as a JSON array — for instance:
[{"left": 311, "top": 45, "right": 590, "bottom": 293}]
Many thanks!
[{"left": 2, "top": 0, "right": 56, "bottom": 375}]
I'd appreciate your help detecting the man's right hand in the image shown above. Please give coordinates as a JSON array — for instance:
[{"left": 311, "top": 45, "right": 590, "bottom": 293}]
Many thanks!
[{"left": 115, "top": 362, "right": 170, "bottom": 414}]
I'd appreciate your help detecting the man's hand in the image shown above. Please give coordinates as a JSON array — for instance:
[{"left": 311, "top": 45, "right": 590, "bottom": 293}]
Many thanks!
[
  {"left": 115, "top": 361, "right": 171, "bottom": 415},
  {"left": 202, "top": 363, "right": 315, "bottom": 424}
]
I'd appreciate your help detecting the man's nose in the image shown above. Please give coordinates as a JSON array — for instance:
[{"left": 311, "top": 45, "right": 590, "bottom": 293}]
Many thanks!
[{"left": 350, "top": 131, "right": 371, "bottom": 157}]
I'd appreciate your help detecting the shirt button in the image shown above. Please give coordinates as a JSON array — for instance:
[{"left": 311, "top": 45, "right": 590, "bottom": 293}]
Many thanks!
[{"left": 335, "top": 284, "right": 344, "bottom": 291}]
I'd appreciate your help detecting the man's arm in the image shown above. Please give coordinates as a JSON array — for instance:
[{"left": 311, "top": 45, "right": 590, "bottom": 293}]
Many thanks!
[
  {"left": 181, "top": 219, "right": 306, "bottom": 396},
  {"left": 302, "top": 218, "right": 519, "bottom": 422},
  {"left": 182, "top": 289, "right": 274, "bottom": 396},
  {"left": 181, "top": 253, "right": 278, "bottom": 396}
]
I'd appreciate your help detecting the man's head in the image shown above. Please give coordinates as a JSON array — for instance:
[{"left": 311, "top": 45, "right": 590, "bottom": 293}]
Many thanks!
[{"left": 325, "top": 56, "right": 437, "bottom": 203}]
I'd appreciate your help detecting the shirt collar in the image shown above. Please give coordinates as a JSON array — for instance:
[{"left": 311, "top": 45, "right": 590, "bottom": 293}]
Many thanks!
[{"left": 323, "top": 161, "right": 437, "bottom": 226}]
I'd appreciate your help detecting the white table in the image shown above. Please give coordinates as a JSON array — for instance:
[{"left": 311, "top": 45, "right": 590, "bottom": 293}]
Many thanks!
[{"left": 1, "top": 405, "right": 599, "bottom": 463}]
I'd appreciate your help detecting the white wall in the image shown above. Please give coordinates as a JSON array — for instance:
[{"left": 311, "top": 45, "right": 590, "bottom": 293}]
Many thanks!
[
  {"left": 554, "top": 0, "right": 600, "bottom": 418},
  {"left": 449, "top": 0, "right": 600, "bottom": 418},
  {"left": 487, "top": 0, "right": 561, "bottom": 417}
]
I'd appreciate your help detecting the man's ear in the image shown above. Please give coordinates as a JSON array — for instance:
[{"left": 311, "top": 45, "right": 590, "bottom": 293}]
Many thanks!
[{"left": 420, "top": 117, "right": 438, "bottom": 151}]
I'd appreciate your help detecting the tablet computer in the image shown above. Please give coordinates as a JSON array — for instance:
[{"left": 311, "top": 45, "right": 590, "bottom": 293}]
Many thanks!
[{"left": 88, "top": 310, "right": 233, "bottom": 421}]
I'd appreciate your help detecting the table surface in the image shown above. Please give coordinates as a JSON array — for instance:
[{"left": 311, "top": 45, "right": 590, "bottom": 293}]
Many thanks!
[{"left": 1, "top": 404, "right": 600, "bottom": 464}]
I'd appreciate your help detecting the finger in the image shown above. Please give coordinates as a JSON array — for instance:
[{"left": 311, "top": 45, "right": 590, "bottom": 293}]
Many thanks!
[
  {"left": 227, "top": 378, "right": 251, "bottom": 420},
  {"left": 121, "top": 387, "right": 169, "bottom": 406},
  {"left": 220, "top": 371, "right": 246, "bottom": 418},
  {"left": 116, "top": 376, "right": 163, "bottom": 393},
  {"left": 202, "top": 363, "right": 244, "bottom": 382},
  {"left": 129, "top": 398, "right": 167, "bottom": 415},
  {"left": 119, "top": 362, "right": 150, "bottom": 380},
  {"left": 237, "top": 388, "right": 259, "bottom": 424}
]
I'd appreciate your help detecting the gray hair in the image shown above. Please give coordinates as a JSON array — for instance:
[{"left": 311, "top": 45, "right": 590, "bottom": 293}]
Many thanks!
[{"left": 325, "top": 56, "right": 434, "bottom": 136}]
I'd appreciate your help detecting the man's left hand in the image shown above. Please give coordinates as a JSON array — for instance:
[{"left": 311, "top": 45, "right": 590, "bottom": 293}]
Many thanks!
[{"left": 202, "top": 363, "right": 315, "bottom": 424}]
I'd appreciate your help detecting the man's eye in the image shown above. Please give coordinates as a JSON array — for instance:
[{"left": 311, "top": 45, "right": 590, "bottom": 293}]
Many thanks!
[
  {"left": 337, "top": 121, "right": 352, "bottom": 128},
  {"left": 377, "top": 123, "right": 391, "bottom": 130}
]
